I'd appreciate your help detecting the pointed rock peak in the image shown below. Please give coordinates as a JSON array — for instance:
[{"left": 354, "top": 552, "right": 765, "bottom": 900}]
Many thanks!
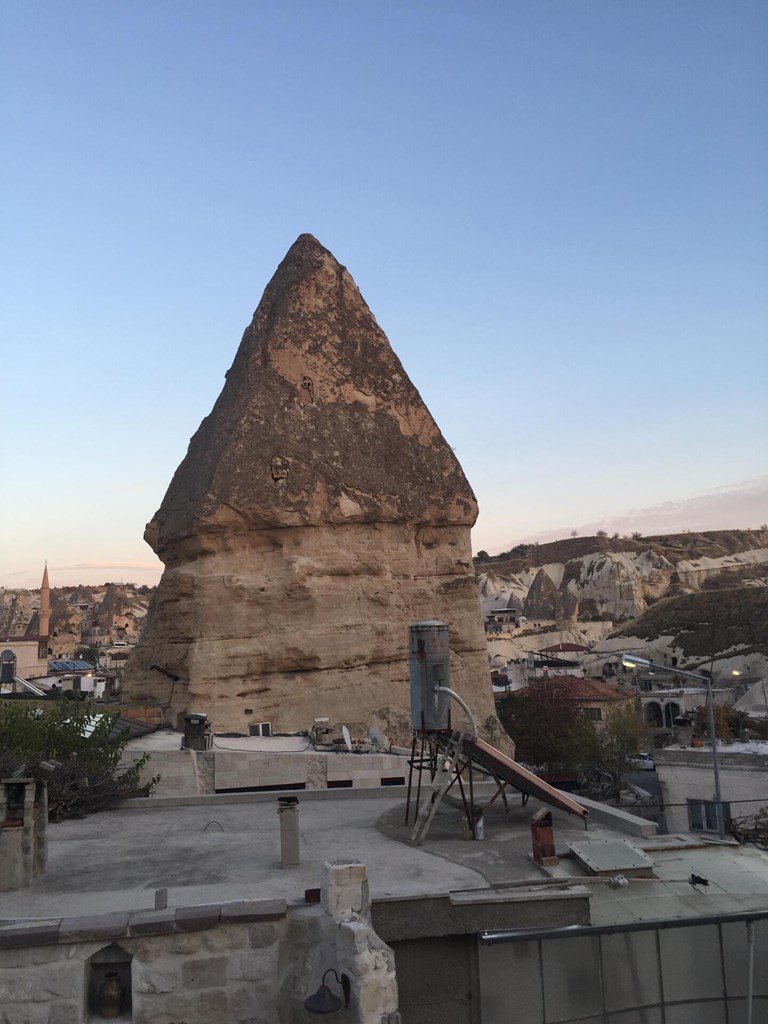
[{"left": 148, "top": 237, "right": 477, "bottom": 553}]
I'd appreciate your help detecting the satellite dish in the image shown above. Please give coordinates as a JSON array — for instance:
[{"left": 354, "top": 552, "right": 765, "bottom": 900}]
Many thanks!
[
  {"left": 368, "top": 725, "right": 388, "bottom": 751},
  {"left": 342, "top": 724, "right": 352, "bottom": 751}
]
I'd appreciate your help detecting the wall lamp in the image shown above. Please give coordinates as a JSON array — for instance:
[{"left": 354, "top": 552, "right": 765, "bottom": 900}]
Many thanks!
[{"left": 304, "top": 969, "right": 351, "bottom": 1015}]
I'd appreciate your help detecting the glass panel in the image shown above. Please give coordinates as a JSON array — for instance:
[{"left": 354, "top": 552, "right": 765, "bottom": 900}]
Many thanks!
[
  {"left": 479, "top": 941, "right": 543, "bottom": 1024},
  {"left": 665, "top": 1001, "right": 726, "bottom": 1023},
  {"left": 607, "top": 1009, "right": 662, "bottom": 1024},
  {"left": 688, "top": 801, "right": 704, "bottom": 830},
  {"left": 541, "top": 936, "right": 602, "bottom": 1022},
  {"left": 726, "top": 995, "right": 768, "bottom": 1024},
  {"left": 660, "top": 924, "right": 723, "bottom": 1002},
  {"left": 601, "top": 931, "right": 661, "bottom": 1011},
  {"left": 722, "top": 920, "right": 768, "bottom": 998}
]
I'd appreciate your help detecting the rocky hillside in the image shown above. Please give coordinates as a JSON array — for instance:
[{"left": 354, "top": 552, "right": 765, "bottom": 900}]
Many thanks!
[
  {"left": 609, "top": 587, "right": 768, "bottom": 662},
  {"left": 0, "top": 584, "right": 154, "bottom": 657},
  {"left": 477, "top": 529, "right": 768, "bottom": 624}
]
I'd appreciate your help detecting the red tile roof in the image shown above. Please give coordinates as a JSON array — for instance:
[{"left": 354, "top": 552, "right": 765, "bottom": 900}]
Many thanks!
[{"left": 538, "top": 676, "right": 631, "bottom": 701}]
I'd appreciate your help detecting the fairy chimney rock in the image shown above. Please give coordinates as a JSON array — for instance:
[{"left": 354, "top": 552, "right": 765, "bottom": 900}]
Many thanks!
[{"left": 124, "top": 234, "right": 500, "bottom": 742}]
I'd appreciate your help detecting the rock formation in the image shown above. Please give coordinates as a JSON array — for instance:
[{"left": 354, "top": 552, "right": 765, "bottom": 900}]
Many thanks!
[
  {"left": 523, "top": 568, "right": 560, "bottom": 620},
  {"left": 123, "top": 234, "right": 500, "bottom": 741},
  {"left": 478, "top": 532, "right": 768, "bottom": 625}
]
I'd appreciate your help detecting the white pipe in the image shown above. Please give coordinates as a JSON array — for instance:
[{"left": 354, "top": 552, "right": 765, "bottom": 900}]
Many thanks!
[
  {"left": 13, "top": 675, "right": 46, "bottom": 697},
  {"left": 746, "top": 919, "right": 755, "bottom": 1024},
  {"left": 436, "top": 687, "right": 478, "bottom": 736}
]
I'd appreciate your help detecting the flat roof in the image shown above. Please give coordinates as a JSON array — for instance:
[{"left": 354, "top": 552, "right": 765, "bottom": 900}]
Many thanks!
[{"left": 4, "top": 790, "right": 768, "bottom": 932}]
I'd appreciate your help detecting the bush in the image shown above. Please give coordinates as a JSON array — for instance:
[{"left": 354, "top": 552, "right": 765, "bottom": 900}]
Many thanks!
[{"left": 0, "top": 700, "right": 157, "bottom": 820}]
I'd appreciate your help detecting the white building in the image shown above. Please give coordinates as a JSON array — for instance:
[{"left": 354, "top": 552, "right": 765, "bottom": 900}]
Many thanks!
[{"left": 656, "top": 742, "right": 768, "bottom": 833}]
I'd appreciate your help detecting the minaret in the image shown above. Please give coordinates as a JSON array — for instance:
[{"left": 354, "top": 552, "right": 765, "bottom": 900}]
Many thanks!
[{"left": 39, "top": 562, "right": 51, "bottom": 641}]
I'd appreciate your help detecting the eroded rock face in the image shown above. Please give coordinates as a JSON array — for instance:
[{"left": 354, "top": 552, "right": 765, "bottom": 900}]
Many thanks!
[
  {"left": 123, "top": 235, "right": 498, "bottom": 741},
  {"left": 523, "top": 568, "right": 560, "bottom": 620}
]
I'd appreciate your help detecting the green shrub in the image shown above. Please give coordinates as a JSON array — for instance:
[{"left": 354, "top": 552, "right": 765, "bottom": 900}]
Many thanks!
[{"left": 0, "top": 700, "right": 157, "bottom": 820}]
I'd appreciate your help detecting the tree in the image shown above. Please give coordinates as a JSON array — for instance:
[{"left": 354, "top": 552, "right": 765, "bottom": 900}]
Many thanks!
[
  {"left": 0, "top": 699, "right": 156, "bottom": 820},
  {"left": 73, "top": 644, "right": 100, "bottom": 666},
  {"left": 597, "top": 703, "right": 649, "bottom": 787},
  {"left": 475, "top": 550, "right": 490, "bottom": 563},
  {"left": 498, "top": 680, "right": 599, "bottom": 776},
  {"left": 692, "top": 702, "right": 732, "bottom": 741},
  {"left": 596, "top": 530, "right": 608, "bottom": 538}
]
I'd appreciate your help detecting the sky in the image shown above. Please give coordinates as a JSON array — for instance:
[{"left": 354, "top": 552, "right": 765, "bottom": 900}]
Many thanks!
[{"left": 1, "top": 1, "right": 766, "bottom": 589}]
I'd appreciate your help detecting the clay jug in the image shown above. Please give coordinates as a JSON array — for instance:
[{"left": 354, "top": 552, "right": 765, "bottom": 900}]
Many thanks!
[{"left": 97, "top": 971, "right": 122, "bottom": 1019}]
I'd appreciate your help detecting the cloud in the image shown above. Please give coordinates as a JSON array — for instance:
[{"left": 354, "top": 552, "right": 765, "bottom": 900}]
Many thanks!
[
  {"left": 512, "top": 476, "right": 768, "bottom": 548},
  {"left": 52, "top": 561, "right": 162, "bottom": 572},
  {"left": 2, "top": 560, "right": 163, "bottom": 589}
]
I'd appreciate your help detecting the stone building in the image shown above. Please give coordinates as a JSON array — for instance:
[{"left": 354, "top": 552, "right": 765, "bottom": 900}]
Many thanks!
[{"left": 0, "top": 564, "right": 51, "bottom": 680}]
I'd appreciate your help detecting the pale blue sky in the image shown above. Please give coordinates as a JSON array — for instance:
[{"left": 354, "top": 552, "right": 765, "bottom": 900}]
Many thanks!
[{"left": 2, "top": 2, "right": 766, "bottom": 587}]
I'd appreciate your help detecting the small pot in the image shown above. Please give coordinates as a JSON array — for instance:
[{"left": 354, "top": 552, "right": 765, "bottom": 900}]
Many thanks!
[{"left": 97, "top": 971, "right": 122, "bottom": 1019}]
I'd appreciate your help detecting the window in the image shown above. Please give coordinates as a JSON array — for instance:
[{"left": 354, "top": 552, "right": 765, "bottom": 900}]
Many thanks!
[
  {"left": 583, "top": 707, "right": 602, "bottom": 722},
  {"left": 248, "top": 722, "right": 272, "bottom": 737},
  {"left": 688, "top": 799, "right": 731, "bottom": 832}
]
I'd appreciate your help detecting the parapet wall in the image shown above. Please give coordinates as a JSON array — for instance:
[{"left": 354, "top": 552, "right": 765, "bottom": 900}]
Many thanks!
[
  {"left": 0, "top": 864, "right": 401, "bottom": 1024},
  {"left": 124, "top": 747, "right": 410, "bottom": 798}
]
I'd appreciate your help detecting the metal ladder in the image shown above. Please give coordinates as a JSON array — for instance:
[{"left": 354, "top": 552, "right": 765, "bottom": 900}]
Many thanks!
[{"left": 410, "top": 731, "right": 467, "bottom": 846}]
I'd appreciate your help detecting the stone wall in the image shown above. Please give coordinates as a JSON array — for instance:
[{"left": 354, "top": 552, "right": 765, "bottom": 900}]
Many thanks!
[
  {"left": 0, "top": 864, "right": 400, "bottom": 1024},
  {"left": 0, "top": 899, "right": 285, "bottom": 1024},
  {"left": 122, "top": 747, "right": 409, "bottom": 797},
  {"left": 214, "top": 751, "right": 407, "bottom": 792}
]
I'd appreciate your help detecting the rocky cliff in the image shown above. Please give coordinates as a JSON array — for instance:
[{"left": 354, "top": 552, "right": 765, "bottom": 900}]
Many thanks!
[
  {"left": 123, "top": 234, "right": 501, "bottom": 743},
  {"left": 478, "top": 529, "right": 768, "bottom": 625}
]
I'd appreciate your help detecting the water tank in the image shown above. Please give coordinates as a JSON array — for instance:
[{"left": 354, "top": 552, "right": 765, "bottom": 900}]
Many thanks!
[
  {"left": 409, "top": 621, "right": 451, "bottom": 732},
  {"left": 0, "top": 650, "right": 17, "bottom": 685}
]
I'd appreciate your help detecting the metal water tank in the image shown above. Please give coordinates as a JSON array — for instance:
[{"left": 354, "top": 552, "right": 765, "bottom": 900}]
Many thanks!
[
  {"left": 0, "top": 650, "right": 17, "bottom": 686},
  {"left": 409, "top": 621, "right": 451, "bottom": 732}
]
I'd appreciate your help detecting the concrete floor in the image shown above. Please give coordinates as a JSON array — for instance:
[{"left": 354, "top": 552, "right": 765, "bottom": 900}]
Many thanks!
[
  {"left": 5, "top": 785, "right": 768, "bottom": 930},
  {"left": 1, "top": 795, "right": 491, "bottom": 920},
  {"left": 2, "top": 786, "right": 605, "bottom": 921}
]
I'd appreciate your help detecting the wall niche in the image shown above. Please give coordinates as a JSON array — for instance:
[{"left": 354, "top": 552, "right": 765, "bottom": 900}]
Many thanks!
[{"left": 87, "top": 942, "right": 133, "bottom": 1022}]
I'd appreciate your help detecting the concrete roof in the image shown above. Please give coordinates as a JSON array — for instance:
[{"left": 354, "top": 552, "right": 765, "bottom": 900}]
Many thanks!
[
  {"left": 0, "top": 791, "right": 619, "bottom": 922},
  {"left": 6, "top": 786, "right": 768, "bottom": 933}
]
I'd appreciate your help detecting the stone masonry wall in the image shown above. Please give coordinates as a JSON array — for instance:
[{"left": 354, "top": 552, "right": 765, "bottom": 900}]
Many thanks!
[
  {"left": 0, "top": 899, "right": 286, "bottom": 1024},
  {"left": 0, "top": 863, "right": 400, "bottom": 1024}
]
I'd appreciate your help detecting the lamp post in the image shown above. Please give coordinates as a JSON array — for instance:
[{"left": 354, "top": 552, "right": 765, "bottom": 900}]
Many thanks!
[{"left": 621, "top": 653, "right": 726, "bottom": 838}]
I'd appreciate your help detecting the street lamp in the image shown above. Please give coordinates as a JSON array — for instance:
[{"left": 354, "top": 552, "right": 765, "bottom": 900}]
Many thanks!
[{"left": 621, "top": 653, "right": 726, "bottom": 838}]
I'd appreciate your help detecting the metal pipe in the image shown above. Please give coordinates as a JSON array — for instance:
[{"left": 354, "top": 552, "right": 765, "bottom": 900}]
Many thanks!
[
  {"left": 480, "top": 906, "right": 768, "bottom": 944},
  {"left": 704, "top": 668, "right": 725, "bottom": 838},
  {"left": 435, "top": 687, "right": 477, "bottom": 736},
  {"left": 746, "top": 919, "right": 755, "bottom": 1024}
]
